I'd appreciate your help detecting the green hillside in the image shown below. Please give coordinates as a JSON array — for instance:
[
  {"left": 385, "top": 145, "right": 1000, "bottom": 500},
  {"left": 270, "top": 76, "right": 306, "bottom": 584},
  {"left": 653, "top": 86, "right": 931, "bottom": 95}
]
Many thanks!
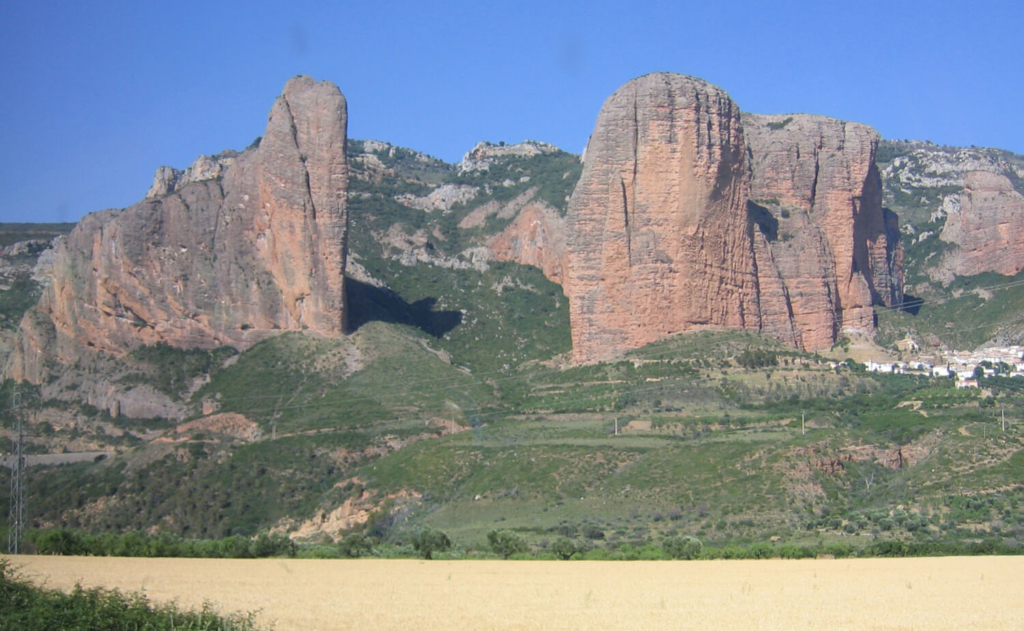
[{"left": 3, "top": 141, "right": 1024, "bottom": 557}]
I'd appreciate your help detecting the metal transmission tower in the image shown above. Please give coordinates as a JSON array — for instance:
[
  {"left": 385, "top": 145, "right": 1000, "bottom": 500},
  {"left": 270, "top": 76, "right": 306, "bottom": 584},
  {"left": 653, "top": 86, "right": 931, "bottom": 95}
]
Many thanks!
[{"left": 7, "top": 385, "right": 25, "bottom": 554}]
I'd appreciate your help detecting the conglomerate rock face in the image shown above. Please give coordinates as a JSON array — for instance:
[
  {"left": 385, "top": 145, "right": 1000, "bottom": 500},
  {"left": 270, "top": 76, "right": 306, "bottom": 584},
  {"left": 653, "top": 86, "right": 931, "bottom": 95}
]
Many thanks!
[
  {"left": 6, "top": 75, "right": 348, "bottom": 383},
  {"left": 488, "top": 199, "right": 567, "bottom": 285},
  {"left": 939, "top": 171, "right": 1024, "bottom": 277},
  {"left": 744, "top": 113, "right": 903, "bottom": 349},
  {"left": 562, "top": 74, "right": 906, "bottom": 363},
  {"left": 565, "top": 73, "right": 761, "bottom": 364}
]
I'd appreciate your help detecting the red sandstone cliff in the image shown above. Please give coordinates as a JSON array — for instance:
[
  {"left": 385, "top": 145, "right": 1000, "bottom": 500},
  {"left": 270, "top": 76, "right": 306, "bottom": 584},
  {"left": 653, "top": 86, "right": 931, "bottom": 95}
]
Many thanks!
[
  {"left": 744, "top": 113, "right": 903, "bottom": 349},
  {"left": 562, "top": 76, "right": 905, "bottom": 363},
  {"left": 488, "top": 199, "right": 567, "bottom": 285},
  {"left": 6, "top": 76, "right": 349, "bottom": 383},
  {"left": 564, "top": 73, "right": 761, "bottom": 364},
  {"left": 939, "top": 170, "right": 1024, "bottom": 277}
]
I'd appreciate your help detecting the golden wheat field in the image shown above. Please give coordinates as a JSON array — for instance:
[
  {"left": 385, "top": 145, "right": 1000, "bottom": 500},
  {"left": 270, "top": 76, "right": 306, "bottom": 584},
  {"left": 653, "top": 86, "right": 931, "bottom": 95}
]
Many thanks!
[{"left": 5, "top": 555, "right": 1024, "bottom": 630}]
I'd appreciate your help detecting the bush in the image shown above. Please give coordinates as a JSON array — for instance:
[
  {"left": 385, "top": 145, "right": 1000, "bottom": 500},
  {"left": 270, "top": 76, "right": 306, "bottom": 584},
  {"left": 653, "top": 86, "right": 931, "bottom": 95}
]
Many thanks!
[
  {"left": 746, "top": 542, "right": 774, "bottom": 559},
  {"left": 0, "top": 559, "right": 257, "bottom": 630},
  {"left": 778, "top": 544, "right": 815, "bottom": 559},
  {"left": 410, "top": 527, "right": 451, "bottom": 560},
  {"left": 582, "top": 524, "right": 605, "bottom": 540},
  {"left": 249, "top": 532, "right": 296, "bottom": 558},
  {"left": 487, "top": 530, "right": 528, "bottom": 559},
  {"left": 551, "top": 537, "right": 584, "bottom": 560},
  {"left": 30, "top": 529, "right": 85, "bottom": 556},
  {"left": 338, "top": 533, "right": 373, "bottom": 558},
  {"left": 662, "top": 536, "right": 703, "bottom": 560}
]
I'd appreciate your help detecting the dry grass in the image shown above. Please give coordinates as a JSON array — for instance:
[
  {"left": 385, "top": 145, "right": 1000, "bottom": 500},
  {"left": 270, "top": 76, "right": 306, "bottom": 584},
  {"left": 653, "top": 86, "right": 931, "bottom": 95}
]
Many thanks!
[{"left": 5, "top": 555, "right": 1024, "bottom": 630}]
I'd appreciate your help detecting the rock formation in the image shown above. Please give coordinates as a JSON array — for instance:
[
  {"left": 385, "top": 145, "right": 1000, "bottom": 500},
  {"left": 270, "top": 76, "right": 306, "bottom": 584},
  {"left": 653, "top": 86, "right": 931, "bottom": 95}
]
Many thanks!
[
  {"left": 489, "top": 199, "right": 567, "bottom": 284},
  {"left": 459, "top": 141, "right": 560, "bottom": 173},
  {"left": 744, "top": 113, "right": 903, "bottom": 347},
  {"left": 6, "top": 75, "right": 348, "bottom": 383},
  {"left": 146, "top": 152, "right": 238, "bottom": 198},
  {"left": 939, "top": 171, "right": 1024, "bottom": 277},
  {"left": 563, "top": 75, "right": 905, "bottom": 363},
  {"left": 565, "top": 73, "right": 760, "bottom": 364}
]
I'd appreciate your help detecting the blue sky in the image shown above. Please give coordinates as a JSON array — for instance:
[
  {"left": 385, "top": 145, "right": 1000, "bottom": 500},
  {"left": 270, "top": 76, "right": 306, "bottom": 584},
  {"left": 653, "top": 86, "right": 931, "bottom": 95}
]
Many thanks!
[{"left": 2, "top": 0, "right": 1021, "bottom": 223}]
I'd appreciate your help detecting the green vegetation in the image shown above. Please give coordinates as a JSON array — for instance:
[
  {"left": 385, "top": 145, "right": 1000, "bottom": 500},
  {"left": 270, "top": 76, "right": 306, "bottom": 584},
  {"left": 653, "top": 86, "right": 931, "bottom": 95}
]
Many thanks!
[
  {"left": 29, "top": 528, "right": 295, "bottom": 559},
  {"left": 487, "top": 529, "right": 528, "bottom": 559},
  {"left": 121, "top": 343, "right": 237, "bottom": 400},
  {"left": 0, "top": 274, "right": 42, "bottom": 329},
  {"left": 0, "top": 223, "right": 75, "bottom": 248},
  {"left": 662, "top": 535, "right": 703, "bottom": 559},
  {"left": 766, "top": 117, "right": 794, "bottom": 131},
  {"left": 0, "top": 559, "right": 257, "bottom": 631},
  {"left": 9, "top": 323, "right": 1024, "bottom": 554},
  {"left": 410, "top": 527, "right": 451, "bottom": 559}
]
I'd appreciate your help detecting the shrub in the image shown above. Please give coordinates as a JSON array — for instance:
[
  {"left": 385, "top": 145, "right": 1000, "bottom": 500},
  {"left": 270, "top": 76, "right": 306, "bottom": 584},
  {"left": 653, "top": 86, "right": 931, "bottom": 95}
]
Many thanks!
[
  {"left": 551, "top": 537, "right": 584, "bottom": 560},
  {"left": 338, "top": 533, "right": 373, "bottom": 558},
  {"left": 487, "top": 530, "right": 529, "bottom": 559},
  {"left": 662, "top": 536, "right": 703, "bottom": 560},
  {"left": 410, "top": 527, "right": 451, "bottom": 560},
  {"left": 30, "top": 529, "right": 85, "bottom": 556},
  {"left": 0, "top": 559, "right": 257, "bottom": 630},
  {"left": 582, "top": 524, "right": 605, "bottom": 540},
  {"left": 250, "top": 531, "right": 296, "bottom": 558}
]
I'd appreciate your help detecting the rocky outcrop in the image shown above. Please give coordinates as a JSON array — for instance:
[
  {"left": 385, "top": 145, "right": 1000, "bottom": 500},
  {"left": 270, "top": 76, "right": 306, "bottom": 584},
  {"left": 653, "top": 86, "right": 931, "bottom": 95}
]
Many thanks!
[
  {"left": 745, "top": 113, "right": 904, "bottom": 346},
  {"left": 565, "top": 73, "right": 760, "bottom": 364},
  {"left": 459, "top": 140, "right": 559, "bottom": 172},
  {"left": 6, "top": 75, "right": 349, "bottom": 383},
  {"left": 395, "top": 184, "right": 479, "bottom": 212},
  {"left": 146, "top": 152, "right": 238, "bottom": 198},
  {"left": 489, "top": 200, "right": 567, "bottom": 284},
  {"left": 939, "top": 171, "right": 1024, "bottom": 277}
]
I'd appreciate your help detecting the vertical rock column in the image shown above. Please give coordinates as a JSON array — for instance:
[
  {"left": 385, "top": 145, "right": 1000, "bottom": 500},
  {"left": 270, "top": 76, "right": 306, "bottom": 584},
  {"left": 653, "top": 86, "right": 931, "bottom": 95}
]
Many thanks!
[
  {"left": 565, "top": 73, "right": 760, "bottom": 364},
  {"left": 255, "top": 75, "right": 349, "bottom": 335}
]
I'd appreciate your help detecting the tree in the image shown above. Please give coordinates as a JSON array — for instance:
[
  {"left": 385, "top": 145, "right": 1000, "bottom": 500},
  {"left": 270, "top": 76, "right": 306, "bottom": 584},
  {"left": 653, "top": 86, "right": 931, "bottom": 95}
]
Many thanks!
[
  {"left": 338, "top": 533, "right": 372, "bottom": 558},
  {"left": 551, "top": 537, "right": 583, "bottom": 560},
  {"left": 662, "top": 535, "right": 703, "bottom": 560},
  {"left": 410, "top": 527, "right": 451, "bottom": 560},
  {"left": 487, "top": 530, "right": 528, "bottom": 559},
  {"left": 250, "top": 532, "right": 296, "bottom": 558},
  {"left": 30, "top": 529, "right": 83, "bottom": 556}
]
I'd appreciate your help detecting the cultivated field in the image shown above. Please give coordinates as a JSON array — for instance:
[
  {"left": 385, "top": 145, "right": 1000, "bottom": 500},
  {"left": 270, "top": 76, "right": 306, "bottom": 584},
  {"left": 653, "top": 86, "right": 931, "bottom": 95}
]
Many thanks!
[{"left": 5, "top": 555, "right": 1024, "bottom": 630}]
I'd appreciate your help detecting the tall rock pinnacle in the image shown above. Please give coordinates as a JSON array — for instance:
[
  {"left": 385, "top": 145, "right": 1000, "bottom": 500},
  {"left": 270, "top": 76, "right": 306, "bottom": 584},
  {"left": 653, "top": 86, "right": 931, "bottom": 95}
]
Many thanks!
[
  {"left": 565, "top": 73, "right": 760, "bottom": 364},
  {"left": 6, "top": 76, "right": 349, "bottom": 383},
  {"left": 745, "top": 113, "right": 903, "bottom": 347}
]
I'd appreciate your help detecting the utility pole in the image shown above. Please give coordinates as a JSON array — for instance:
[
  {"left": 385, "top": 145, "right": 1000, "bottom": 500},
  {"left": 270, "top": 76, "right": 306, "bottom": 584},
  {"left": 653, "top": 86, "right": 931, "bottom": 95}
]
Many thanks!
[
  {"left": 7, "top": 385, "right": 25, "bottom": 554},
  {"left": 1002, "top": 405, "right": 1006, "bottom": 432},
  {"left": 802, "top": 410, "right": 806, "bottom": 436}
]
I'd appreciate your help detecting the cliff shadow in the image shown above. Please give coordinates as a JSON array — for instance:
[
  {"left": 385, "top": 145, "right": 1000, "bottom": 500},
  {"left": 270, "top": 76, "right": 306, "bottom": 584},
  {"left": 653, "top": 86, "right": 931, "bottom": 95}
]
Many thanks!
[
  {"left": 747, "top": 201, "right": 778, "bottom": 241},
  {"left": 896, "top": 294, "right": 924, "bottom": 316},
  {"left": 346, "top": 277, "right": 463, "bottom": 338}
]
